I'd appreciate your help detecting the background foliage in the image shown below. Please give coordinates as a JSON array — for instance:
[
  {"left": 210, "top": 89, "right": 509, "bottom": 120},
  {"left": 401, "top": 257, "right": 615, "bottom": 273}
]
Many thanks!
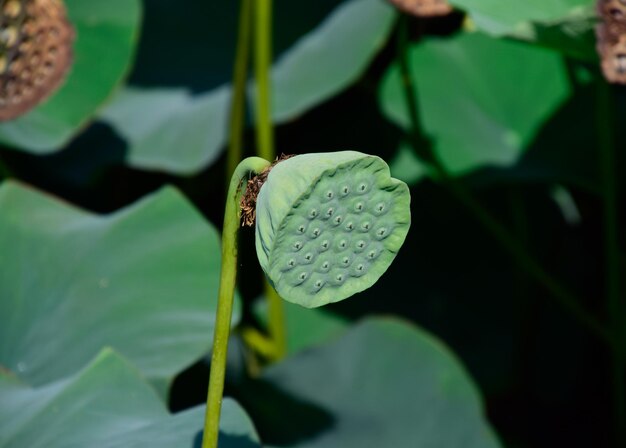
[{"left": 0, "top": 0, "right": 624, "bottom": 447}]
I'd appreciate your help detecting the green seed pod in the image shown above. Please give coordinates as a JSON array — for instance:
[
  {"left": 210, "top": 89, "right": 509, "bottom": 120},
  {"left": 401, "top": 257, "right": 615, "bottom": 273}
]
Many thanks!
[{"left": 255, "top": 151, "right": 411, "bottom": 308}]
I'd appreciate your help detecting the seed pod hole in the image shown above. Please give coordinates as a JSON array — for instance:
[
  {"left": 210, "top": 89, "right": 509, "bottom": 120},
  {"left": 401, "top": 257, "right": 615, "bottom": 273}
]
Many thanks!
[{"left": 353, "top": 263, "right": 366, "bottom": 276}]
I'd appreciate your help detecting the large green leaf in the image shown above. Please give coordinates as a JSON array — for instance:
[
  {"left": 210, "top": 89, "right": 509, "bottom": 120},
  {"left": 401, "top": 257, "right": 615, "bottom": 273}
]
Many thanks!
[
  {"left": 450, "top": 0, "right": 592, "bottom": 36},
  {"left": 99, "top": 86, "right": 230, "bottom": 173},
  {"left": 100, "top": 0, "right": 396, "bottom": 175},
  {"left": 379, "top": 32, "right": 570, "bottom": 176},
  {"left": 264, "top": 0, "right": 396, "bottom": 122},
  {"left": 245, "top": 318, "right": 502, "bottom": 448},
  {"left": 0, "top": 349, "right": 259, "bottom": 448},
  {"left": 0, "top": 181, "right": 233, "bottom": 389},
  {"left": 0, "top": 0, "right": 142, "bottom": 153}
]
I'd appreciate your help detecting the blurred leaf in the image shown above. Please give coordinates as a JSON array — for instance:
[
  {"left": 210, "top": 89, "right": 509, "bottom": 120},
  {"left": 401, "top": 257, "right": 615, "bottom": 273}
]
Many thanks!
[
  {"left": 389, "top": 142, "right": 429, "bottom": 186},
  {"left": 99, "top": 86, "right": 230, "bottom": 173},
  {"left": 550, "top": 185, "right": 582, "bottom": 225},
  {"left": 464, "top": 79, "right": 601, "bottom": 193},
  {"left": 379, "top": 32, "right": 570, "bottom": 176},
  {"left": 451, "top": 0, "right": 592, "bottom": 36},
  {"left": 0, "top": 0, "right": 142, "bottom": 153},
  {"left": 249, "top": 318, "right": 502, "bottom": 448},
  {"left": 263, "top": 0, "right": 396, "bottom": 122},
  {"left": 0, "top": 181, "right": 235, "bottom": 389},
  {"left": 506, "top": 7, "right": 597, "bottom": 61},
  {"left": 0, "top": 349, "right": 259, "bottom": 448},
  {"left": 100, "top": 0, "right": 396, "bottom": 175},
  {"left": 129, "top": 0, "right": 345, "bottom": 90}
]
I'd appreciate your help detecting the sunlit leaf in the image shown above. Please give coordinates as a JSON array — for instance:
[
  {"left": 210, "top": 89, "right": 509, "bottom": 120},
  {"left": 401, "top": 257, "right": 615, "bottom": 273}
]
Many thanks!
[
  {"left": 0, "top": 349, "right": 259, "bottom": 448},
  {"left": 0, "top": 181, "right": 234, "bottom": 390},
  {"left": 379, "top": 32, "right": 570, "bottom": 176},
  {"left": 244, "top": 318, "right": 502, "bottom": 448},
  {"left": 100, "top": 0, "right": 396, "bottom": 174}
]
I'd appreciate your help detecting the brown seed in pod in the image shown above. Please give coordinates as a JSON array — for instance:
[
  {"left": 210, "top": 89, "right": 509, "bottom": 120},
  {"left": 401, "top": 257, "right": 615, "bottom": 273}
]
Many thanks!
[
  {"left": 0, "top": 0, "right": 75, "bottom": 121},
  {"left": 387, "top": 0, "right": 453, "bottom": 17}
]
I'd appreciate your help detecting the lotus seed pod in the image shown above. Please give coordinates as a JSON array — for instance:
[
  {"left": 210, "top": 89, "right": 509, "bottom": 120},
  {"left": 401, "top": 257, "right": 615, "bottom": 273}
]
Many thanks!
[
  {"left": 0, "top": 0, "right": 75, "bottom": 121},
  {"left": 387, "top": 0, "right": 453, "bottom": 17},
  {"left": 255, "top": 151, "right": 411, "bottom": 308}
]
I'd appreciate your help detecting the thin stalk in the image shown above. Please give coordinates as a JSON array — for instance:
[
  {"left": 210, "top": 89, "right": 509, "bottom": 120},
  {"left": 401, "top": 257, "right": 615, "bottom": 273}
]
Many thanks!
[
  {"left": 253, "top": 0, "right": 287, "bottom": 358},
  {"left": 226, "top": 0, "right": 254, "bottom": 178},
  {"left": 395, "top": 16, "right": 609, "bottom": 343},
  {"left": 265, "top": 283, "right": 287, "bottom": 359},
  {"left": 253, "top": 0, "right": 274, "bottom": 162},
  {"left": 596, "top": 80, "right": 625, "bottom": 446},
  {"left": 240, "top": 326, "right": 280, "bottom": 359},
  {"left": 202, "top": 157, "right": 271, "bottom": 448}
]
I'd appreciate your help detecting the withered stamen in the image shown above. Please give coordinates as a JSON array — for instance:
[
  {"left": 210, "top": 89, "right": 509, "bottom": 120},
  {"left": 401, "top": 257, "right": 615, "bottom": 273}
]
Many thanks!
[{"left": 240, "top": 154, "right": 294, "bottom": 227}]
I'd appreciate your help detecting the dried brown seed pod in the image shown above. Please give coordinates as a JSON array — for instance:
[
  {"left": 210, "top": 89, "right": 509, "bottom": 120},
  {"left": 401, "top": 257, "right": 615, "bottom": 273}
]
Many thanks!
[
  {"left": 599, "top": 33, "right": 626, "bottom": 83},
  {"left": 0, "top": 0, "right": 74, "bottom": 121},
  {"left": 598, "top": 0, "right": 626, "bottom": 39},
  {"left": 387, "top": 0, "right": 453, "bottom": 18}
]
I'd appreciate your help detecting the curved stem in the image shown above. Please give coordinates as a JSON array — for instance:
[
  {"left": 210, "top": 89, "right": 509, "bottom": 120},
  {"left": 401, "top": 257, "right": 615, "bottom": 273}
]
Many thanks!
[
  {"left": 254, "top": 0, "right": 287, "bottom": 358},
  {"left": 596, "top": 80, "right": 625, "bottom": 446},
  {"left": 202, "top": 156, "right": 271, "bottom": 448},
  {"left": 395, "top": 16, "right": 609, "bottom": 343},
  {"left": 226, "top": 0, "right": 253, "bottom": 178}
]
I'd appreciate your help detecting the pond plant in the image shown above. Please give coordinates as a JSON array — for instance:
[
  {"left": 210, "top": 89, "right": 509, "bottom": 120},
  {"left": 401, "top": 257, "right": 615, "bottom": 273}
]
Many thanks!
[
  {"left": 201, "top": 151, "right": 411, "bottom": 448},
  {"left": 0, "top": 0, "right": 625, "bottom": 447}
]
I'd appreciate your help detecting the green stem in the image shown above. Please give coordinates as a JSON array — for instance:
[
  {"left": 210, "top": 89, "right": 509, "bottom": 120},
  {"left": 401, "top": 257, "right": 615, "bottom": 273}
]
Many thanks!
[
  {"left": 202, "top": 157, "right": 271, "bottom": 448},
  {"left": 254, "top": 0, "right": 274, "bottom": 161},
  {"left": 596, "top": 80, "right": 625, "bottom": 446},
  {"left": 253, "top": 0, "right": 287, "bottom": 358},
  {"left": 265, "top": 282, "right": 287, "bottom": 358},
  {"left": 395, "top": 16, "right": 610, "bottom": 343},
  {"left": 226, "top": 0, "right": 253, "bottom": 178}
]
